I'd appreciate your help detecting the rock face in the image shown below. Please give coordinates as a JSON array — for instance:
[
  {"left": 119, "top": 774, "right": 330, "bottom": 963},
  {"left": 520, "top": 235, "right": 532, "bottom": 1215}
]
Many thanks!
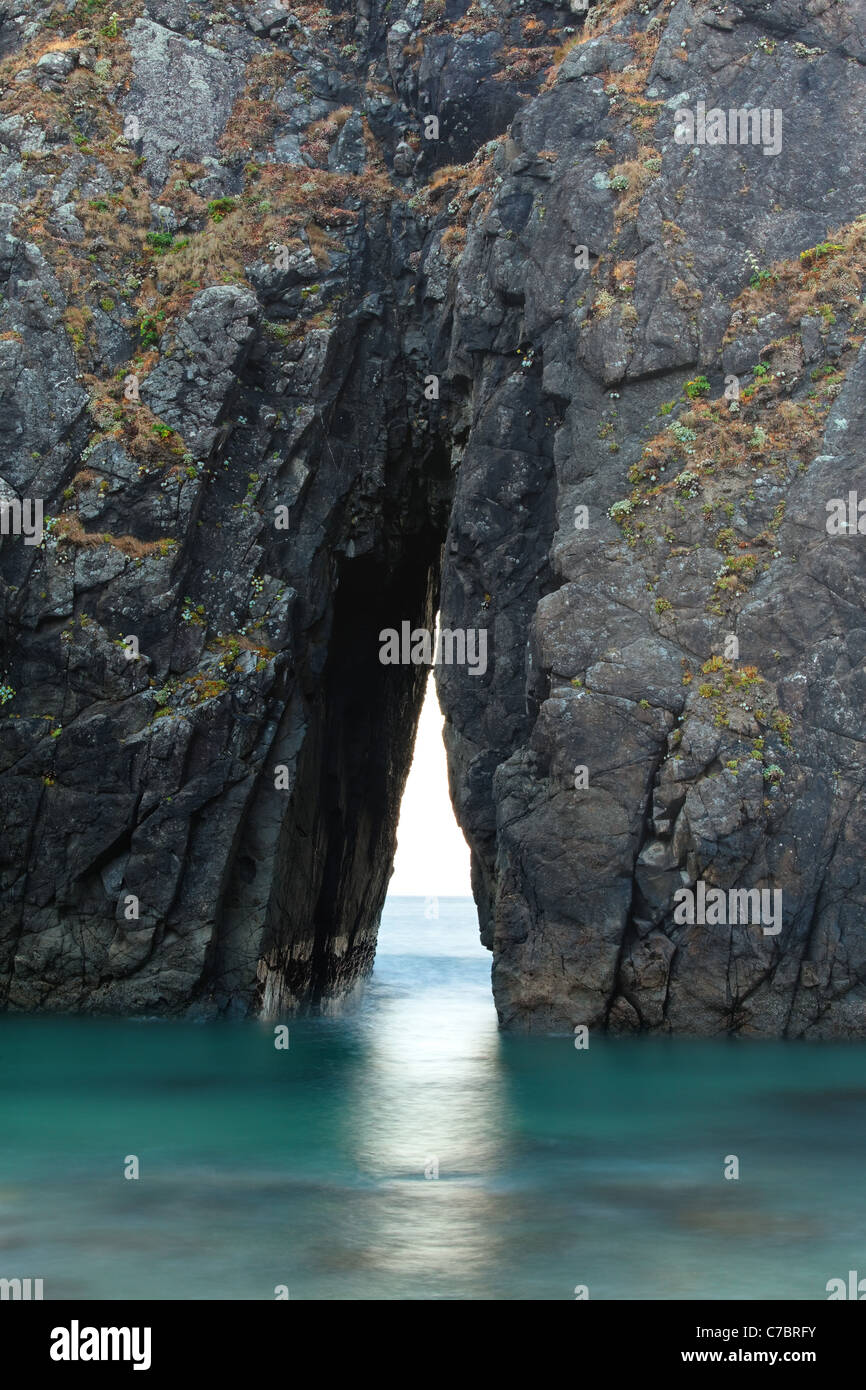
[{"left": 1, "top": 0, "right": 866, "bottom": 1035}]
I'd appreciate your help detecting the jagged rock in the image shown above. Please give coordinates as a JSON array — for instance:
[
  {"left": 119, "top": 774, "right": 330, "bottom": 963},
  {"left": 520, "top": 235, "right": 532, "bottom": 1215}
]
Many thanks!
[
  {"left": 2, "top": 0, "right": 866, "bottom": 1039},
  {"left": 558, "top": 37, "right": 633, "bottom": 80},
  {"left": 330, "top": 114, "right": 367, "bottom": 175},
  {"left": 51, "top": 202, "right": 85, "bottom": 242},
  {"left": 35, "top": 50, "right": 76, "bottom": 84},
  {"left": 244, "top": 2, "right": 289, "bottom": 36},
  {"left": 140, "top": 286, "right": 261, "bottom": 455},
  {"left": 393, "top": 139, "right": 417, "bottom": 177},
  {"left": 122, "top": 19, "right": 248, "bottom": 186}
]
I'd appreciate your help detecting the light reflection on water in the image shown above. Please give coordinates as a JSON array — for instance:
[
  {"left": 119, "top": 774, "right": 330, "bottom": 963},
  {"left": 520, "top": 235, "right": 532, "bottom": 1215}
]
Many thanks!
[
  {"left": 0, "top": 896, "right": 864, "bottom": 1299},
  {"left": 341, "top": 907, "right": 506, "bottom": 1294}
]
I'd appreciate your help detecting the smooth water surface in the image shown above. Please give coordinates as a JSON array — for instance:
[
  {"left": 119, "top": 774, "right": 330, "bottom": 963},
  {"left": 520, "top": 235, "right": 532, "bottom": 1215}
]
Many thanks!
[{"left": 0, "top": 896, "right": 864, "bottom": 1299}]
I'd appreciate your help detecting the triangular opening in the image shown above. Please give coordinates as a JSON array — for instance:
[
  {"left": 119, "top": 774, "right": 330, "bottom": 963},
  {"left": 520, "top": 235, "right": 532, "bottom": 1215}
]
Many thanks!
[{"left": 387, "top": 669, "right": 472, "bottom": 902}]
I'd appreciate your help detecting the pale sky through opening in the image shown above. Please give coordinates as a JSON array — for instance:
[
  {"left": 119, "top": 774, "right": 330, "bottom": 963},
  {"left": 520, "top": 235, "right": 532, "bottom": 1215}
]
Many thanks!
[{"left": 388, "top": 672, "right": 473, "bottom": 897}]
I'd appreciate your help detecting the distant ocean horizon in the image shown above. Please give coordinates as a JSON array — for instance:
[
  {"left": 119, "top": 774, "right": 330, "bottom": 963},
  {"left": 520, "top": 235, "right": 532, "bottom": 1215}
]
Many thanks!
[
  {"left": 382, "top": 891, "right": 475, "bottom": 902},
  {"left": 0, "top": 895, "right": 863, "bottom": 1299}
]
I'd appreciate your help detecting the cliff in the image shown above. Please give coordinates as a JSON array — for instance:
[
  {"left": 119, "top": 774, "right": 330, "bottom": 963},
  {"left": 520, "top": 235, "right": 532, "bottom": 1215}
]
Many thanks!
[{"left": 1, "top": 0, "right": 865, "bottom": 1034}]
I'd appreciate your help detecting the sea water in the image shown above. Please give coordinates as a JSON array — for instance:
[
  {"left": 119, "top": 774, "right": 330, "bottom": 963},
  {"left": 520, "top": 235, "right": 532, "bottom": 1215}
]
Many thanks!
[{"left": 0, "top": 896, "right": 864, "bottom": 1300}]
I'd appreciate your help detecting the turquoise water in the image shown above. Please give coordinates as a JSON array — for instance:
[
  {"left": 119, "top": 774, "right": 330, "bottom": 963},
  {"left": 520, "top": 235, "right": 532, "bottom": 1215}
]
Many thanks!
[{"left": 1, "top": 895, "right": 864, "bottom": 1300}]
